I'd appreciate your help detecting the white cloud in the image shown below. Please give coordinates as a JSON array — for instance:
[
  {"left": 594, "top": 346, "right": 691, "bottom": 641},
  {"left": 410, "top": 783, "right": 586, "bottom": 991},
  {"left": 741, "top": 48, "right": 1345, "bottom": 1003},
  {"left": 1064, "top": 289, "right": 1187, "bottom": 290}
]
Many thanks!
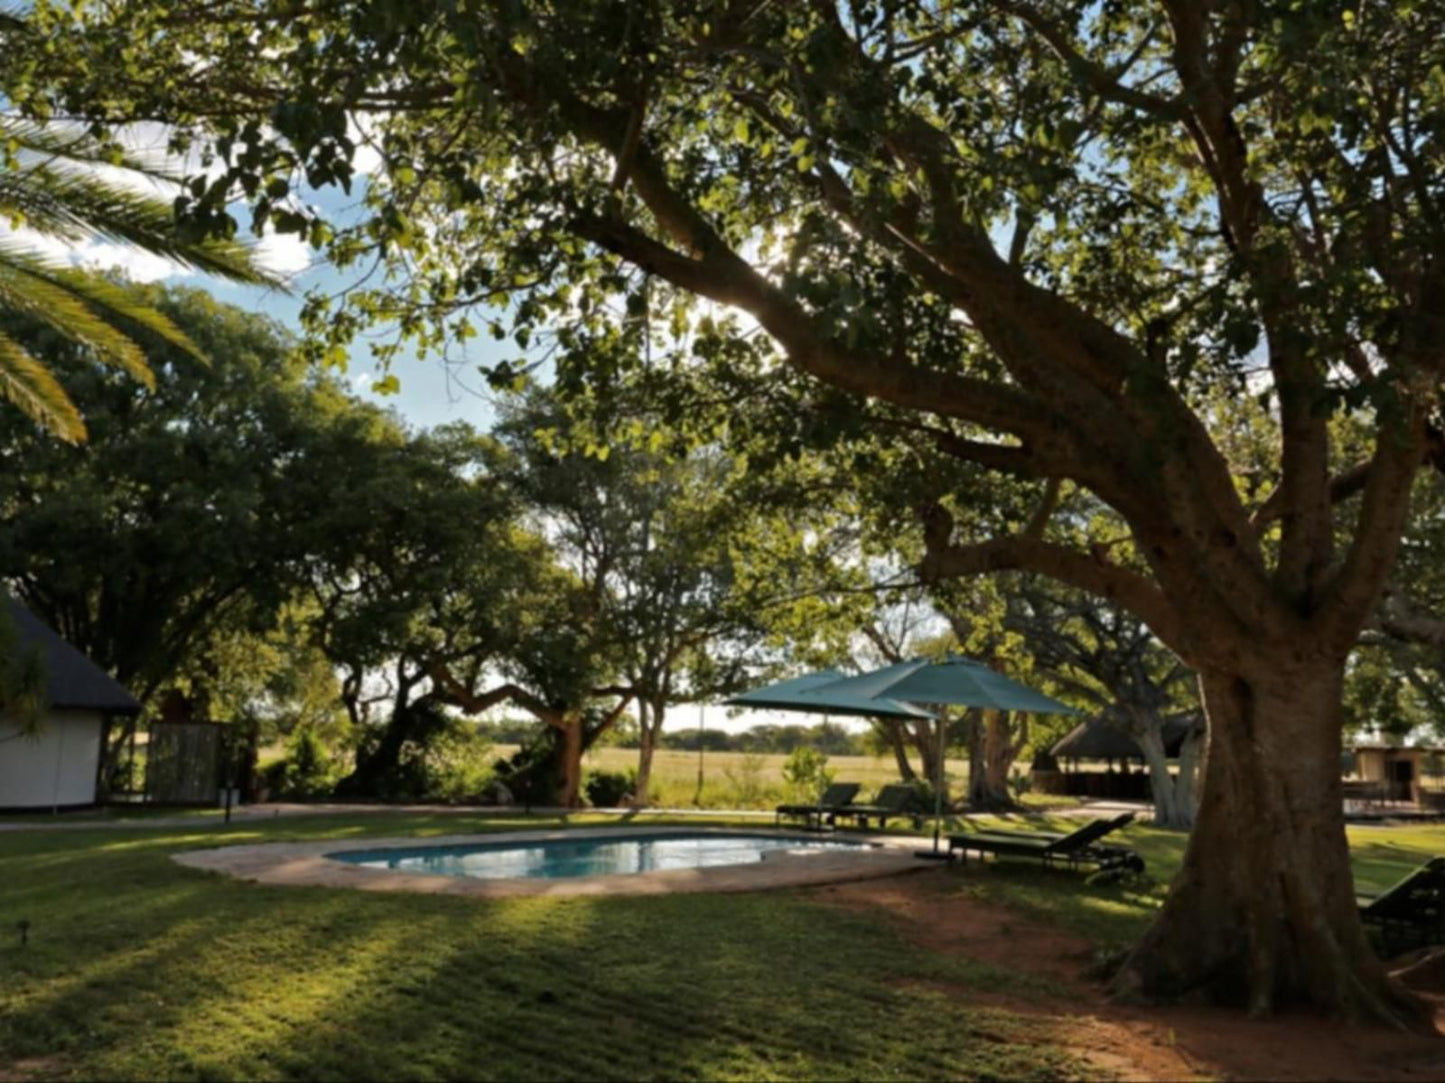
[
  {"left": 348, "top": 112, "right": 384, "bottom": 178},
  {"left": 253, "top": 230, "right": 312, "bottom": 277},
  {"left": 78, "top": 243, "right": 189, "bottom": 283}
]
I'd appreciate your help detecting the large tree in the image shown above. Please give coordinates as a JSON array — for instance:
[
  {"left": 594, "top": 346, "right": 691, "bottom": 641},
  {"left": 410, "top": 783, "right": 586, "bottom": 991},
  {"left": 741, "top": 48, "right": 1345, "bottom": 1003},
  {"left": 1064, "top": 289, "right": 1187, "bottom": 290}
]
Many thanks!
[
  {"left": 291, "top": 423, "right": 530, "bottom": 798},
  {"left": 0, "top": 285, "right": 406, "bottom": 707},
  {"left": 19, "top": 0, "right": 1445, "bottom": 1019}
]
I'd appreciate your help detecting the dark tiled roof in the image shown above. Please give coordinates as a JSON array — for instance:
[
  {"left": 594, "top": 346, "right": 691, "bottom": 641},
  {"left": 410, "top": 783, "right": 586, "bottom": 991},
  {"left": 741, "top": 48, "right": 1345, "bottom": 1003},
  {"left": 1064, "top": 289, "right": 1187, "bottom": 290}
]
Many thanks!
[
  {"left": 1051, "top": 713, "right": 1202, "bottom": 761},
  {"left": 4, "top": 596, "right": 141, "bottom": 715}
]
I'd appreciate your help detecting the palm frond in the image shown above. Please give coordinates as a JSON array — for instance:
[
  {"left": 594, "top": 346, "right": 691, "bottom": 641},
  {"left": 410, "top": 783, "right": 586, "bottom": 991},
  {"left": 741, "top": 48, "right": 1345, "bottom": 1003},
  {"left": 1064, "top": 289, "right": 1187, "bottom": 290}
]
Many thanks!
[
  {"left": 0, "top": 244, "right": 156, "bottom": 386},
  {"left": 0, "top": 161, "right": 287, "bottom": 287},
  {"left": 0, "top": 327, "right": 86, "bottom": 442},
  {"left": 46, "top": 266, "right": 207, "bottom": 364},
  {"left": 0, "top": 115, "right": 187, "bottom": 186},
  {"left": 0, "top": 115, "right": 293, "bottom": 440}
]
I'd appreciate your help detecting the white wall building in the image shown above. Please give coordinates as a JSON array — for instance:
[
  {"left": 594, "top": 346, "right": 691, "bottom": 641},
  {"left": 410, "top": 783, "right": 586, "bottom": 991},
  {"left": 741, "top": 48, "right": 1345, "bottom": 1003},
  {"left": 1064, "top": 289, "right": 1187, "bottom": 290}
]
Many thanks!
[{"left": 1, "top": 598, "right": 140, "bottom": 810}]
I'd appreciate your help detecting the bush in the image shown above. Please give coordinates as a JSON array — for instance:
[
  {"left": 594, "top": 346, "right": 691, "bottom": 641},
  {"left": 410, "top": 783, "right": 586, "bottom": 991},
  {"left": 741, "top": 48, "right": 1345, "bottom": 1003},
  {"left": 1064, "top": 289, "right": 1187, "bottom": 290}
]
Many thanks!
[
  {"left": 721, "top": 752, "right": 768, "bottom": 807},
  {"left": 263, "top": 726, "right": 337, "bottom": 799},
  {"left": 417, "top": 719, "right": 495, "bottom": 802},
  {"left": 585, "top": 768, "right": 637, "bottom": 808},
  {"left": 781, "top": 746, "right": 835, "bottom": 803},
  {"left": 492, "top": 736, "right": 561, "bottom": 807},
  {"left": 905, "top": 778, "right": 945, "bottom": 816}
]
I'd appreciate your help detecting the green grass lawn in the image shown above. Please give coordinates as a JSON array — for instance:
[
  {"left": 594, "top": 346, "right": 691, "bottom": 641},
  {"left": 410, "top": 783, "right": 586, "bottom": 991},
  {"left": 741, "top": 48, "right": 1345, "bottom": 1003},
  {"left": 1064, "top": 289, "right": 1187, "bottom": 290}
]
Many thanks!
[{"left": 1, "top": 813, "right": 1440, "bottom": 1081}]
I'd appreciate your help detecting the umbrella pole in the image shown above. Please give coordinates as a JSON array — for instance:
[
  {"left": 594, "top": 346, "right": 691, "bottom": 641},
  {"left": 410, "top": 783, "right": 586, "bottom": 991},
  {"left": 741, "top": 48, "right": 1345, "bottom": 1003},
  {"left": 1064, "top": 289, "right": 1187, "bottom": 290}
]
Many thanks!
[
  {"left": 934, "top": 716, "right": 944, "bottom": 852},
  {"left": 915, "top": 709, "right": 951, "bottom": 861}
]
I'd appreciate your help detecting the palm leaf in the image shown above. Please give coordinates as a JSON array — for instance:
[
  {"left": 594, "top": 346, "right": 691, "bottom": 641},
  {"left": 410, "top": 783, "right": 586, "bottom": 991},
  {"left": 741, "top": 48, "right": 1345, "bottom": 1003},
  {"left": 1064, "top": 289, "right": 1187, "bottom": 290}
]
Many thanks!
[
  {"left": 1, "top": 117, "right": 289, "bottom": 287},
  {"left": 0, "top": 245, "right": 155, "bottom": 387},
  {"left": 46, "top": 268, "right": 207, "bottom": 363},
  {"left": 0, "top": 242, "right": 206, "bottom": 362},
  {"left": 0, "top": 115, "right": 187, "bottom": 186},
  {"left": 0, "top": 327, "right": 86, "bottom": 442},
  {"left": 0, "top": 115, "right": 292, "bottom": 440}
]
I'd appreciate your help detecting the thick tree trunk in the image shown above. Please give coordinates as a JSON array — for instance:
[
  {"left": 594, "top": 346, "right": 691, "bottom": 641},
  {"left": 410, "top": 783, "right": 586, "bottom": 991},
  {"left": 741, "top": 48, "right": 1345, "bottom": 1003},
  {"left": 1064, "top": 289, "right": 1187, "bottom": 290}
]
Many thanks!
[
  {"left": 555, "top": 718, "right": 584, "bottom": 809},
  {"left": 968, "top": 710, "right": 1017, "bottom": 810},
  {"left": 1113, "top": 659, "right": 1426, "bottom": 1024},
  {"left": 337, "top": 695, "right": 441, "bottom": 798},
  {"left": 1176, "top": 722, "right": 1203, "bottom": 821},
  {"left": 912, "top": 720, "right": 942, "bottom": 789},
  {"left": 873, "top": 718, "right": 917, "bottom": 781},
  {"left": 1135, "top": 723, "right": 1191, "bottom": 830},
  {"left": 634, "top": 732, "right": 656, "bottom": 806}
]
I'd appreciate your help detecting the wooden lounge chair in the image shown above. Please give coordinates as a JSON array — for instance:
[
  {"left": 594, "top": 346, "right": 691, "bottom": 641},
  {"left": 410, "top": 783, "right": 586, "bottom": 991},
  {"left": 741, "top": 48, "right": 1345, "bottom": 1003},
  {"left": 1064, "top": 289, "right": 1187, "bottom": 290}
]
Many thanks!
[
  {"left": 776, "top": 782, "right": 862, "bottom": 830},
  {"left": 1358, "top": 857, "right": 1445, "bottom": 949},
  {"left": 948, "top": 814, "right": 1144, "bottom": 873},
  {"left": 837, "top": 784, "right": 923, "bottom": 830}
]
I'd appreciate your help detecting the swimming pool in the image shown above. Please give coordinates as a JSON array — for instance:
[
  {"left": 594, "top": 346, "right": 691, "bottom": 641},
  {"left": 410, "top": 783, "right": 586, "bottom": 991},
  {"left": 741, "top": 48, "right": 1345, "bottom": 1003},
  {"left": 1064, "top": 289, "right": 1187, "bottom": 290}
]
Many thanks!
[{"left": 329, "top": 831, "right": 870, "bottom": 881}]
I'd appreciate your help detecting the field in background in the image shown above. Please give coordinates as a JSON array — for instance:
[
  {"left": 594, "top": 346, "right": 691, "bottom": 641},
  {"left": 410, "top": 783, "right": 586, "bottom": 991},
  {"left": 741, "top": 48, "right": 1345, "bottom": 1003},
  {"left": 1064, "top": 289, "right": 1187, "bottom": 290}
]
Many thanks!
[{"left": 495, "top": 745, "right": 982, "bottom": 808}]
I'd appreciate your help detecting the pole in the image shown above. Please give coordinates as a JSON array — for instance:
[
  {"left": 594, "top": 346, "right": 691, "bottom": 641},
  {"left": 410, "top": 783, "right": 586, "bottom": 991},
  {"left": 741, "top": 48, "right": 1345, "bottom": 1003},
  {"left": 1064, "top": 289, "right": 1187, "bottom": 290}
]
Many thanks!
[
  {"left": 933, "top": 712, "right": 945, "bottom": 853},
  {"left": 694, "top": 703, "right": 704, "bottom": 806},
  {"left": 222, "top": 727, "right": 234, "bottom": 824},
  {"left": 914, "top": 707, "right": 951, "bottom": 860}
]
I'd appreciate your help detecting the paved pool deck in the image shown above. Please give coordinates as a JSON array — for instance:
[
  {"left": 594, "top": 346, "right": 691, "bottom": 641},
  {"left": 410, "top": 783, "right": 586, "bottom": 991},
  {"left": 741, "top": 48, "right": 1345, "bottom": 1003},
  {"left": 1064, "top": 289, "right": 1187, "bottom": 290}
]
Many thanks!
[
  {"left": 0, "top": 799, "right": 1151, "bottom": 832},
  {"left": 172, "top": 824, "right": 929, "bottom": 898}
]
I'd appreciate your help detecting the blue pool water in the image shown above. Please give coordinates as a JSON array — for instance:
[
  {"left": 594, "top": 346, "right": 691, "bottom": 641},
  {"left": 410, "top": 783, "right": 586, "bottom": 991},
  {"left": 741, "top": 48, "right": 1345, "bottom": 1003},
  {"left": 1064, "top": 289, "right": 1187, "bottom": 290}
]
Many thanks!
[{"left": 330, "top": 832, "right": 868, "bottom": 881}]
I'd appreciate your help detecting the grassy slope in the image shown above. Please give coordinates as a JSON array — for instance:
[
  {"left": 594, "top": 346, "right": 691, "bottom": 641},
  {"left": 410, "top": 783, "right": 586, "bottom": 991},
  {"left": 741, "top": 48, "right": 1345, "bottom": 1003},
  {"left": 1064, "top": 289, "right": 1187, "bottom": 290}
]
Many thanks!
[{"left": 1, "top": 814, "right": 1441, "bottom": 1081}]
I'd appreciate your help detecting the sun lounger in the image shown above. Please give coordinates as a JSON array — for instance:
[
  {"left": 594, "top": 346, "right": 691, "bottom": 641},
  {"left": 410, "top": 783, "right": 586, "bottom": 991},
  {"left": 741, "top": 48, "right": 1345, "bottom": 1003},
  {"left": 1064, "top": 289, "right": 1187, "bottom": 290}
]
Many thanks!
[
  {"left": 837, "top": 784, "right": 923, "bottom": 830},
  {"left": 960, "top": 812, "right": 1136, "bottom": 843},
  {"left": 1358, "top": 857, "right": 1445, "bottom": 949},
  {"left": 776, "top": 782, "right": 862, "bottom": 830},
  {"left": 948, "top": 813, "right": 1144, "bottom": 873}
]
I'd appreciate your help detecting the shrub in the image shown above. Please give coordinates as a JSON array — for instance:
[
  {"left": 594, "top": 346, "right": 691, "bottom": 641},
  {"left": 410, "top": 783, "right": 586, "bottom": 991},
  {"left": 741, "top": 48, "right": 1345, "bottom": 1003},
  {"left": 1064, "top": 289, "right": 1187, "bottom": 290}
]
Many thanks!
[
  {"left": 781, "top": 746, "right": 835, "bottom": 803},
  {"left": 905, "top": 778, "right": 944, "bottom": 816},
  {"left": 263, "top": 726, "right": 337, "bottom": 799},
  {"left": 492, "top": 736, "right": 561, "bottom": 807},
  {"left": 585, "top": 768, "right": 636, "bottom": 808},
  {"left": 722, "top": 752, "right": 768, "bottom": 807},
  {"left": 417, "top": 719, "right": 495, "bottom": 802}
]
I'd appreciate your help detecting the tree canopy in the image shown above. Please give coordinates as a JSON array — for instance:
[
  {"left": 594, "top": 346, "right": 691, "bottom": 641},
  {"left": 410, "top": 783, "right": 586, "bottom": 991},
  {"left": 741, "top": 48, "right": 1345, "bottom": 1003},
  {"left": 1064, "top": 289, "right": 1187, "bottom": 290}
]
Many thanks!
[{"left": 8, "top": 0, "right": 1445, "bottom": 1018}]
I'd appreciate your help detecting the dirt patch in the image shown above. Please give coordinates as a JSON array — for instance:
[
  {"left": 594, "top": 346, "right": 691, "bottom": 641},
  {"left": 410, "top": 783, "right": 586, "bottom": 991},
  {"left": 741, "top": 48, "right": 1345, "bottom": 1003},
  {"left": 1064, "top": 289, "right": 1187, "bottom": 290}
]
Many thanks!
[{"left": 808, "top": 870, "right": 1445, "bottom": 1082}]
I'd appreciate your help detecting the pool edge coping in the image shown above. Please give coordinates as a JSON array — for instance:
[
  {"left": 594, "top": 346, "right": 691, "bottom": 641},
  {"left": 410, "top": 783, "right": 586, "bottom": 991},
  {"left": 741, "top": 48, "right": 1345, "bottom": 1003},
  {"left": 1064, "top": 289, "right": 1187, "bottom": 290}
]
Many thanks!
[{"left": 172, "top": 824, "right": 928, "bottom": 898}]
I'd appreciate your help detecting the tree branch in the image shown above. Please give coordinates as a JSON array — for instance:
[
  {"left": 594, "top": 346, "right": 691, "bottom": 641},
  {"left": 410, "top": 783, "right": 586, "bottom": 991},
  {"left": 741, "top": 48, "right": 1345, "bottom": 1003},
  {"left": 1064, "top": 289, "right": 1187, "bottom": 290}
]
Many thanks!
[{"left": 917, "top": 502, "right": 1184, "bottom": 652}]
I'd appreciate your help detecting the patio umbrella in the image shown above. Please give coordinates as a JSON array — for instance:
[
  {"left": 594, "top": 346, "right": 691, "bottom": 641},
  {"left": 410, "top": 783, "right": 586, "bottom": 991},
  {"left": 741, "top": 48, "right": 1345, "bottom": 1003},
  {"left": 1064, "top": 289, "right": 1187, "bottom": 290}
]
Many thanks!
[
  {"left": 724, "top": 669, "right": 936, "bottom": 721},
  {"left": 807, "top": 657, "right": 1076, "bottom": 855}
]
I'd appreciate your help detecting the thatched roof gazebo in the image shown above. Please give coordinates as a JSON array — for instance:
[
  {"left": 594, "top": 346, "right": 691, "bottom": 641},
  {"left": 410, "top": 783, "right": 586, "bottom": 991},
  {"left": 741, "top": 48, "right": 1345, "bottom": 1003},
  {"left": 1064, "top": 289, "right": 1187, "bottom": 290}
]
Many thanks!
[
  {"left": 1035, "top": 713, "right": 1203, "bottom": 801},
  {"left": 1051, "top": 714, "right": 1200, "bottom": 762}
]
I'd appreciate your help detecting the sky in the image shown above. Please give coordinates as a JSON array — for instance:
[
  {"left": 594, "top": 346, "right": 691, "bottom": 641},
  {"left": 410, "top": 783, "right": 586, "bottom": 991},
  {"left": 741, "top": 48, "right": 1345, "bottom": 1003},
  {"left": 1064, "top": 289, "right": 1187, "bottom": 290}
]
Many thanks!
[{"left": 2, "top": 125, "right": 874, "bottom": 736}]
